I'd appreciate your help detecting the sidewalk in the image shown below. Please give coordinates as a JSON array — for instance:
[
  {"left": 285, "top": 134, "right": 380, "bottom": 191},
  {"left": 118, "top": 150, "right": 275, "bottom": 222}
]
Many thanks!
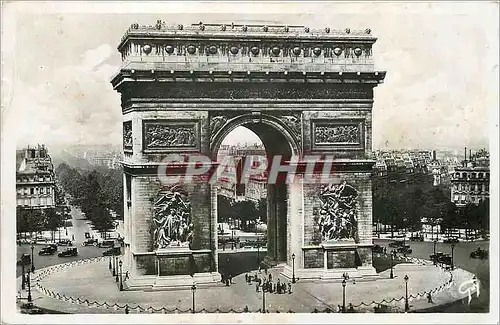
[{"left": 23, "top": 256, "right": 477, "bottom": 314}]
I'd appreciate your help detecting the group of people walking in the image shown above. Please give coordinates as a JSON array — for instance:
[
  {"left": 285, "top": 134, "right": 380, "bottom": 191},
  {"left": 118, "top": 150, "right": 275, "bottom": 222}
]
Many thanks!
[{"left": 245, "top": 270, "right": 292, "bottom": 295}]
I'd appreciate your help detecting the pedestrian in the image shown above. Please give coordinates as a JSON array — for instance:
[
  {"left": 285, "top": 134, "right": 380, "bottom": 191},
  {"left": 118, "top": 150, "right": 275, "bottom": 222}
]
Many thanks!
[
  {"left": 288, "top": 282, "right": 292, "bottom": 294},
  {"left": 255, "top": 283, "right": 260, "bottom": 292},
  {"left": 265, "top": 266, "right": 268, "bottom": 274},
  {"left": 125, "top": 271, "right": 129, "bottom": 280},
  {"left": 348, "top": 303, "right": 354, "bottom": 313},
  {"left": 229, "top": 274, "right": 233, "bottom": 284},
  {"left": 269, "top": 273, "right": 272, "bottom": 282},
  {"left": 338, "top": 305, "right": 342, "bottom": 313},
  {"left": 244, "top": 305, "right": 249, "bottom": 312},
  {"left": 221, "top": 274, "right": 224, "bottom": 283},
  {"left": 258, "top": 265, "right": 261, "bottom": 273},
  {"left": 245, "top": 273, "right": 248, "bottom": 283},
  {"left": 125, "top": 306, "right": 129, "bottom": 314},
  {"left": 427, "top": 292, "right": 433, "bottom": 303},
  {"left": 273, "top": 283, "right": 277, "bottom": 293},
  {"left": 226, "top": 278, "right": 230, "bottom": 286}
]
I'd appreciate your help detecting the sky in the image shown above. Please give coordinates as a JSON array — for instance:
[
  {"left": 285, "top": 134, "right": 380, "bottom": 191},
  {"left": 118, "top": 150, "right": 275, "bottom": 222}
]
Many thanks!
[{"left": 2, "top": 2, "right": 498, "bottom": 153}]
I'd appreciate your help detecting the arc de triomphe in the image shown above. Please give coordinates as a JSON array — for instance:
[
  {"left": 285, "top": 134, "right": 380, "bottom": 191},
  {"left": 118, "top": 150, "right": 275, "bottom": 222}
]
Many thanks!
[{"left": 111, "top": 21, "right": 386, "bottom": 289}]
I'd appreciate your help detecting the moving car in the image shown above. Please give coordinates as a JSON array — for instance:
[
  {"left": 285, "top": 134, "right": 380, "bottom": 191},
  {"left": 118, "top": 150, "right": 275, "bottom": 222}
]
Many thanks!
[
  {"left": 38, "top": 244, "right": 58, "bottom": 256},
  {"left": 430, "top": 252, "right": 451, "bottom": 265},
  {"left": 102, "top": 247, "right": 121, "bottom": 256},
  {"left": 82, "top": 238, "right": 98, "bottom": 246},
  {"left": 388, "top": 241, "right": 405, "bottom": 248},
  {"left": 57, "top": 239, "right": 73, "bottom": 246},
  {"left": 470, "top": 247, "right": 488, "bottom": 259},
  {"left": 58, "top": 247, "right": 78, "bottom": 257},
  {"left": 98, "top": 240, "right": 115, "bottom": 248},
  {"left": 397, "top": 245, "right": 412, "bottom": 254},
  {"left": 16, "top": 254, "right": 31, "bottom": 266},
  {"left": 443, "top": 238, "right": 459, "bottom": 244}
]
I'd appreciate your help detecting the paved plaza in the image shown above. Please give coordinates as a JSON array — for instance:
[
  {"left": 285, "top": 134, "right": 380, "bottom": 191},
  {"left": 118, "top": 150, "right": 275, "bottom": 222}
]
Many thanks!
[{"left": 18, "top": 256, "right": 477, "bottom": 314}]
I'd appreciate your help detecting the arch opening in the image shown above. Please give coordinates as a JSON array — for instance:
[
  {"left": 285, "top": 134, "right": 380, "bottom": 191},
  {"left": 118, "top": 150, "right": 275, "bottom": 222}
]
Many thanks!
[{"left": 214, "top": 120, "right": 295, "bottom": 275}]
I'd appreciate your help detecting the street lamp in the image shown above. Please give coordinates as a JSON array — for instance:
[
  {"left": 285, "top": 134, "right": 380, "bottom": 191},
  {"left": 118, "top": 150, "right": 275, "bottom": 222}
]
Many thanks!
[
  {"left": 119, "top": 260, "right": 123, "bottom": 291},
  {"left": 21, "top": 260, "right": 26, "bottom": 290},
  {"left": 291, "top": 253, "right": 296, "bottom": 284},
  {"left": 451, "top": 243, "right": 456, "bottom": 271},
  {"left": 262, "top": 280, "right": 266, "bottom": 313},
  {"left": 27, "top": 269, "right": 32, "bottom": 302},
  {"left": 341, "top": 277, "right": 347, "bottom": 313},
  {"left": 30, "top": 244, "right": 35, "bottom": 273},
  {"left": 433, "top": 240, "right": 437, "bottom": 266},
  {"left": 115, "top": 256, "right": 119, "bottom": 282},
  {"left": 257, "top": 237, "right": 260, "bottom": 267},
  {"left": 191, "top": 284, "right": 196, "bottom": 314},
  {"left": 404, "top": 274, "right": 409, "bottom": 312},
  {"left": 390, "top": 250, "right": 394, "bottom": 279}
]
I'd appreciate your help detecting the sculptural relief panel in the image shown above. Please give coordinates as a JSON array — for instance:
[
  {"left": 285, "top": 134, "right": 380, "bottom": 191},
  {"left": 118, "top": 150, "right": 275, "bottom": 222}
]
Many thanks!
[
  {"left": 311, "top": 119, "right": 364, "bottom": 151},
  {"left": 123, "top": 121, "right": 133, "bottom": 151},
  {"left": 143, "top": 120, "right": 200, "bottom": 152},
  {"left": 316, "top": 181, "right": 359, "bottom": 242},
  {"left": 151, "top": 185, "right": 193, "bottom": 250}
]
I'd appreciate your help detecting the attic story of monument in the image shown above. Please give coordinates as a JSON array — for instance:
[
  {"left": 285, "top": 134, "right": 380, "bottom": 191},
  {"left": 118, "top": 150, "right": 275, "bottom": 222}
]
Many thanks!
[{"left": 111, "top": 21, "right": 386, "bottom": 288}]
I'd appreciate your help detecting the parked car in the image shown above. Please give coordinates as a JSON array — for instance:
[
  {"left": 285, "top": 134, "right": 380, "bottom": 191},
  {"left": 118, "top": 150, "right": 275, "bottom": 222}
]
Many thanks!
[
  {"left": 373, "top": 244, "right": 384, "bottom": 254},
  {"left": 470, "top": 247, "right": 488, "bottom": 259},
  {"left": 38, "top": 244, "right": 58, "bottom": 256},
  {"left": 443, "top": 238, "right": 459, "bottom": 244},
  {"left": 103, "top": 247, "right": 121, "bottom": 256},
  {"left": 82, "top": 238, "right": 98, "bottom": 246},
  {"left": 57, "top": 239, "right": 73, "bottom": 246},
  {"left": 17, "top": 253, "right": 31, "bottom": 266},
  {"left": 58, "top": 247, "right": 78, "bottom": 257},
  {"left": 397, "top": 245, "right": 412, "bottom": 254},
  {"left": 98, "top": 240, "right": 115, "bottom": 248}
]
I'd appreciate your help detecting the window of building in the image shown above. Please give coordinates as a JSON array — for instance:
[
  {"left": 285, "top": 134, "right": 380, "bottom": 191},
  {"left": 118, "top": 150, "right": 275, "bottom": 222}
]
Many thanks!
[
  {"left": 39, "top": 176, "right": 44, "bottom": 182},
  {"left": 47, "top": 187, "right": 51, "bottom": 194},
  {"left": 30, "top": 188, "right": 34, "bottom": 195},
  {"left": 478, "top": 173, "right": 483, "bottom": 178}
]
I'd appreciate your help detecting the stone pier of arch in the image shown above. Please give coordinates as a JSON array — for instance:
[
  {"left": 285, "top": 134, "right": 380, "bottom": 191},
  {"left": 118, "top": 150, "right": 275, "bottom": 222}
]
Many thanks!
[{"left": 111, "top": 21, "right": 386, "bottom": 289}]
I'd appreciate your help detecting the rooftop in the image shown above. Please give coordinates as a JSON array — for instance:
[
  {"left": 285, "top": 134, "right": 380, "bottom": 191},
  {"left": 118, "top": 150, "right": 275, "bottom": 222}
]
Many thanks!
[{"left": 118, "top": 21, "right": 376, "bottom": 49}]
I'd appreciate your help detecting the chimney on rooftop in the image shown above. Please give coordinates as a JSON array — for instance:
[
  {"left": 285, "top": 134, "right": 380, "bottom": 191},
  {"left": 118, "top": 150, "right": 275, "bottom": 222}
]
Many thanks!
[{"left": 432, "top": 150, "right": 436, "bottom": 161}]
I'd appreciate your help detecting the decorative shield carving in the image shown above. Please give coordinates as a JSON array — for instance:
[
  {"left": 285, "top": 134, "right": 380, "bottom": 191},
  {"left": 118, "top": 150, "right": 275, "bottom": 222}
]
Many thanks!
[
  {"left": 317, "top": 181, "right": 358, "bottom": 242},
  {"left": 151, "top": 185, "right": 193, "bottom": 249}
]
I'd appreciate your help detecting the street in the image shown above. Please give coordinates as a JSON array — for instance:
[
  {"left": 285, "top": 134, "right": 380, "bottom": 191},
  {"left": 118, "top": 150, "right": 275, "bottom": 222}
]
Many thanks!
[
  {"left": 16, "top": 206, "right": 110, "bottom": 278},
  {"left": 374, "top": 238, "right": 490, "bottom": 312}
]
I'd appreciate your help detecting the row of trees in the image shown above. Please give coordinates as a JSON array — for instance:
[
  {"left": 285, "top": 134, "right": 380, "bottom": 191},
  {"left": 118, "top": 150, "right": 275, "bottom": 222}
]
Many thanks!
[
  {"left": 217, "top": 195, "right": 267, "bottom": 231},
  {"left": 16, "top": 207, "right": 67, "bottom": 240},
  {"left": 373, "top": 183, "right": 490, "bottom": 236},
  {"left": 56, "top": 163, "right": 123, "bottom": 237}
]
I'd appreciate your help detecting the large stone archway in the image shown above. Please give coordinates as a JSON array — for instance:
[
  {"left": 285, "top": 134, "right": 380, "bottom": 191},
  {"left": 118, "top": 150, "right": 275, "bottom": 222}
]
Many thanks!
[{"left": 112, "top": 21, "right": 386, "bottom": 289}]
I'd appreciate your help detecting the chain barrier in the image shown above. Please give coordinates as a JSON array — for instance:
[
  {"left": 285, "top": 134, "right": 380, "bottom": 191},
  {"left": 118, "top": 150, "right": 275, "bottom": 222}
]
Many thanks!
[{"left": 30, "top": 253, "right": 458, "bottom": 314}]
